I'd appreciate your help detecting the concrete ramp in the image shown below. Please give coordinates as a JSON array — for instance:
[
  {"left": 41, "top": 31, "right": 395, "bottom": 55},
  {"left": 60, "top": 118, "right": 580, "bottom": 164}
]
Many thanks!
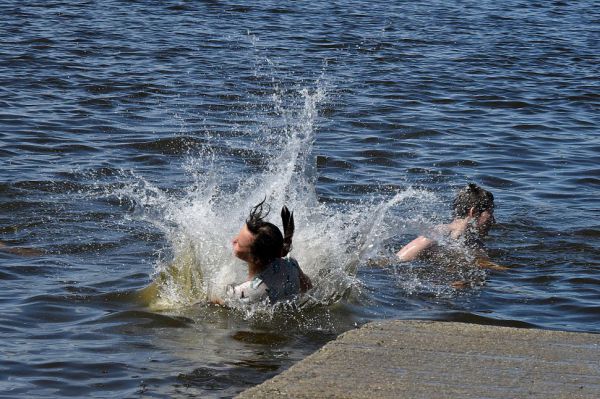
[{"left": 237, "top": 320, "right": 600, "bottom": 398}]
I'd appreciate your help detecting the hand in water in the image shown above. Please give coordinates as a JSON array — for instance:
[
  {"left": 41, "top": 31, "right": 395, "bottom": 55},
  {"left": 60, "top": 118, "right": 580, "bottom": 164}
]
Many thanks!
[{"left": 475, "top": 257, "right": 509, "bottom": 271}]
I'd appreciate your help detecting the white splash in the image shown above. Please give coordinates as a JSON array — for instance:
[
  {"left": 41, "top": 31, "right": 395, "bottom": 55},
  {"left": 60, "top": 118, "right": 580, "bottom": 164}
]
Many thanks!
[{"left": 115, "top": 81, "right": 445, "bottom": 312}]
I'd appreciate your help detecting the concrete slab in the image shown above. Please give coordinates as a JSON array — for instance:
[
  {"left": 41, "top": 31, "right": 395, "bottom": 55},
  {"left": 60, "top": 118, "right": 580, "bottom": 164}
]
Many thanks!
[{"left": 237, "top": 320, "right": 600, "bottom": 399}]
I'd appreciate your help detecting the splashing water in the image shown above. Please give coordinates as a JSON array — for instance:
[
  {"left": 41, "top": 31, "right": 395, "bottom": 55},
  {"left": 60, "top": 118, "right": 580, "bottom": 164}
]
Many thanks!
[
  {"left": 113, "top": 79, "right": 469, "bottom": 313},
  {"left": 116, "top": 85, "right": 328, "bottom": 310}
]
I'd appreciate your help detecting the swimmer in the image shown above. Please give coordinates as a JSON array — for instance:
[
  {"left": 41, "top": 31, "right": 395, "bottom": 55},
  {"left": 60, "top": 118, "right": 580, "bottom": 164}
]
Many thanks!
[
  {"left": 213, "top": 200, "right": 312, "bottom": 306},
  {"left": 397, "top": 183, "right": 506, "bottom": 271}
]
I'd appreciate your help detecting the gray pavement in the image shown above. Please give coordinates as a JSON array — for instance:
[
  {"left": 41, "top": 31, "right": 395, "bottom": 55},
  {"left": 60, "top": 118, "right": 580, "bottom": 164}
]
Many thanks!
[{"left": 237, "top": 320, "right": 600, "bottom": 398}]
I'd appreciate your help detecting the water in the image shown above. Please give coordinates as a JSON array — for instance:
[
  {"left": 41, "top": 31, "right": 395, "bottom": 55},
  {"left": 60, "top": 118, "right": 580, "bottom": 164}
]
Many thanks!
[{"left": 1, "top": 0, "right": 599, "bottom": 397}]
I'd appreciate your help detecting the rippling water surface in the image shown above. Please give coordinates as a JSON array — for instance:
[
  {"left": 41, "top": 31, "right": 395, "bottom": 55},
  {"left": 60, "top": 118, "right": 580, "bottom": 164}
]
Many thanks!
[{"left": 1, "top": 1, "right": 599, "bottom": 397}]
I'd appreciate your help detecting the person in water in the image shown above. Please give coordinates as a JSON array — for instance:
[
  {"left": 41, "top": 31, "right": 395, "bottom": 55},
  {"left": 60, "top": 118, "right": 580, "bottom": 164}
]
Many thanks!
[
  {"left": 215, "top": 200, "right": 312, "bottom": 306},
  {"left": 397, "top": 183, "right": 505, "bottom": 270}
]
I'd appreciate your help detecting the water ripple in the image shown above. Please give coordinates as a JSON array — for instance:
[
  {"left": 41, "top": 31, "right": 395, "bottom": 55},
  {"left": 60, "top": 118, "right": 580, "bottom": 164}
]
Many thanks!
[{"left": 1, "top": 0, "right": 599, "bottom": 397}]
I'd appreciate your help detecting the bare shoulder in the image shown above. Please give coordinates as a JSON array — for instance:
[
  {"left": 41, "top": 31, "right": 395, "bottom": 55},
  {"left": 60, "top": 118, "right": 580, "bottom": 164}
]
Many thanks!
[{"left": 397, "top": 235, "right": 436, "bottom": 262}]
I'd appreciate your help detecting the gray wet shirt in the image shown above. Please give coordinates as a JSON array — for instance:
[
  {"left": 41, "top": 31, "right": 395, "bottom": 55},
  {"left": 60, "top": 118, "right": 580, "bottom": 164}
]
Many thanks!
[{"left": 225, "top": 257, "right": 302, "bottom": 305}]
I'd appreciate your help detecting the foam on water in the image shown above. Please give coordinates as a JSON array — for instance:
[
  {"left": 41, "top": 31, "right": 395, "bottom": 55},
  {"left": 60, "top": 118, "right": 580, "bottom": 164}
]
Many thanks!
[
  {"left": 114, "top": 86, "right": 323, "bottom": 309},
  {"left": 111, "top": 79, "right": 464, "bottom": 313}
]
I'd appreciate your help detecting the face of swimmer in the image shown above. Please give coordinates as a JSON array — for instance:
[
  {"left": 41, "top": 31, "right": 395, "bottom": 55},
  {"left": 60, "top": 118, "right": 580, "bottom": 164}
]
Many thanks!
[
  {"left": 473, "top": 208, "right": 495, "bottom": 237},
  {"left": 232, "top": 224, "right": 255, "bottom": 262}
]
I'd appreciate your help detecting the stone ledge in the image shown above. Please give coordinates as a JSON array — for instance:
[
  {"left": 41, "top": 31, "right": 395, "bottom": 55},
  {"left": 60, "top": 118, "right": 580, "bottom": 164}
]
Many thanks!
[{"left": 237, "top": 320, "right": 600, "bottom": 399}]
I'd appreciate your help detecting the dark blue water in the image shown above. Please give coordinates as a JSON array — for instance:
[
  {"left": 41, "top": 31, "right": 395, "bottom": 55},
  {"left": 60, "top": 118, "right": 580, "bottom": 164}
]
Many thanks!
[{"left": 1, "top": 1, "right": 599, "bottom": 397}]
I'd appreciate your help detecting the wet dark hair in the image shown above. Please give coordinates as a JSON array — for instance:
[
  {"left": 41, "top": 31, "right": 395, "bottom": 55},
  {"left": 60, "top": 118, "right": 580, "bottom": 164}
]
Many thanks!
[
  {"left": 452, "top": 183, "right": 494, "bottom": 218},
  {"left": 245, "top": 199, "right": 295, "bottom": 266}
]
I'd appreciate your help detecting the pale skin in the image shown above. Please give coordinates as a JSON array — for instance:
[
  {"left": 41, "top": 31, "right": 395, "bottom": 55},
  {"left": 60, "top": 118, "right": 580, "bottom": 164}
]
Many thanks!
[
  {"left": 232, "top": 224, "right": 263, "bottom": 279},
  {"left": 396, "top": 207, "right": 506, "bottom": 271}
]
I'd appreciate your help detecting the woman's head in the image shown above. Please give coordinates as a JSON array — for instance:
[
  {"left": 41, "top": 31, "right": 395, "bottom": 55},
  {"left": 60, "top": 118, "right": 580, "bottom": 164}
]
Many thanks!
[
  {"left": 232, "top": 200, "right": 295, "bottom": 266},
  {"left": 453, "top": 183, "right": 494, "bottom": 218},
  {"left": 453, "top": 183, "right": 495, "bottom": 236}
]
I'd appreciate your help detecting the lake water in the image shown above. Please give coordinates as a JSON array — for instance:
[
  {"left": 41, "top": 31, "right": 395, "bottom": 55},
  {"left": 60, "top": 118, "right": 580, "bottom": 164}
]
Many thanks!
[{"left": 1, "top": 0, "right": 599, "bottom": 397}]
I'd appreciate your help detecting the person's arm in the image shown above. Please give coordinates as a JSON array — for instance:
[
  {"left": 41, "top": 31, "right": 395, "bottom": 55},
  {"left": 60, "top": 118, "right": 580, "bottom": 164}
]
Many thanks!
[
  {"left": 396, "top": 235, "right": 435, "bottom": 262},
  {"left": 210, "top": 296, "right": 225, "bottom": 305},
  {"left": 474, "top": 256, "right": 509, "bottom": 271},
  {"left": 210, "top": 284, "right": 235, "bottom": 306},
  {"left": 298, "top": 268, "right": 312, "bottom": 293}
]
